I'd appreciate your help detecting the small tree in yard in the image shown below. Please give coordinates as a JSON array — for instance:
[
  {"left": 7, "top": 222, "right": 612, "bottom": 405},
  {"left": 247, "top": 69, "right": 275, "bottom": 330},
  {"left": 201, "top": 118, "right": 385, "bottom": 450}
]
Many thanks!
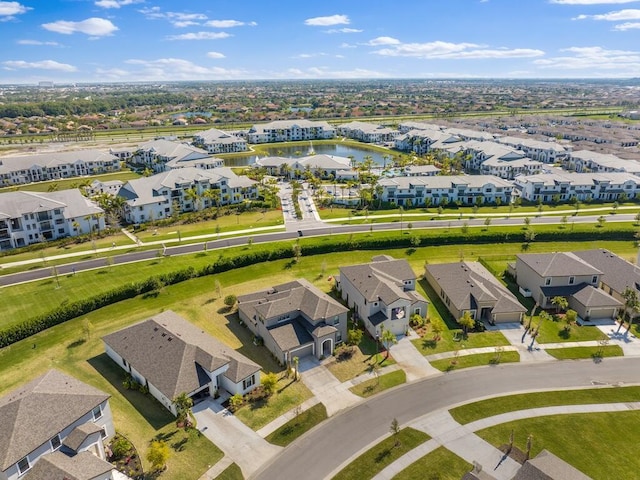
[
  {"left": 390, "top": 418, "right": 401, "bottom": 447},
  {"left": 551, "top": 296, "right": 568, "bottom": 314},
  {"left": 458, "top": 311, "right": 475, "bottom": 336},
  {"left": 224, "top": 294, "right": 237, "bottom": 310},
  {"left": 147, "top": 440, "right": 169, "bottom": 472},
  {"left": 229, "top": 393, "right": 244, "bottom": 412},
  {"left": 565, "top": 309, "right": 577, "bottom": 332},
  {"left": 172, "top": 392, "right": 194, "bottom": 430},
  {"left": 431, "top": 319, "right": 444, "bottom": 341},
  {"left": 262, "top": 372, "right": 278, "bottom": 396},
  {"left": 380, "top": 327, "right": 397, "bottom": 359},
  {"left": 348, "top": 328, "right": 363, "bottom": 346},
  {"left": 110, "top": 436, "right": 132, "bottom": 459}
]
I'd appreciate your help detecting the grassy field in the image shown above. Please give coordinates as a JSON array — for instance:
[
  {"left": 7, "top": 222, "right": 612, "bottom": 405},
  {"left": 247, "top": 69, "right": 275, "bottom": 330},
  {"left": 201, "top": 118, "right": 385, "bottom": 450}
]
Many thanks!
[
  {"left": 430, "top": 351, "right": 520, "bottom": 372},
  {"left": 332, "top": 428, "right": 430, "bottom": 480},
  {"left": 545, "top": 345, "right": 624, "bottom": 360},
  {"left": 533, "top": 319, "right": 608, "bottom": 344},
  {"left": 476, "top": 411, "right": 640, "bottom": 479},
  {"left": 393, "top": 447, "right": 472, "bottom": 480},
  {"left": 349, "top": 370, "right": 406, "bottom": 398},
  {"left": 264, "top": 403, "right": 328, "bottom": 446},
  {"left": 449, "top": 386, "right": 640, "bottom": 425}
]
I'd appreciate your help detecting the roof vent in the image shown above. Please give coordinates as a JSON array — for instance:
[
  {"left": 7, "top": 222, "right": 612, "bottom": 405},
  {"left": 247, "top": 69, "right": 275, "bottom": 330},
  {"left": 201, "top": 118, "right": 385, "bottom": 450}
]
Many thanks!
[{"left": 167, "top": 337, "right": 172, "bottom": 341}]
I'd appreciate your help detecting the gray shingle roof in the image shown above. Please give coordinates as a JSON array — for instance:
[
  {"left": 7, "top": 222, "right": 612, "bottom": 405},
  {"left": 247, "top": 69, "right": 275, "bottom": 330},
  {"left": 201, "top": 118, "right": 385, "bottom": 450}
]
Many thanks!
[
  {"left": 513, "top": 449, "right": 592, "bottom": 480},
  {"left": 102, "top": 311, "right": 260, "bottom": 398},
  {"left": 0, "top": 150, "right": 118, "bottom": 176},
  {"left": 573, "top": 249, "right": 640, "bottom": 295},
  {"left": 517, "top": 252, "right": 602, "bottom": 278},
  {"left": 0, "top": 189, "right": 102, "bottom": 220},
  {"left": 0, "top": 370, "right": 110, "bottom": 471},
  {"left": 22, "top": 450, "right": 114, "bottom": 480},
  {"left": 268, "top": 319, "right": 314, "bottom": 351},
  {"left": 61, "top": 422, "right": 103, "bottom": 453}
]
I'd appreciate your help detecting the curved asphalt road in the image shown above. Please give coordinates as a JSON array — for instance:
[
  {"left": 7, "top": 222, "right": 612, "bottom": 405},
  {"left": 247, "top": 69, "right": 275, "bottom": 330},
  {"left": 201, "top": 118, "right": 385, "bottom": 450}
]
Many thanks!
[
  {"left": 0, "top": 213, "right": 634, "bottom": 287},
  {"left": 252, "top": 357, "right": 640, "bottom": 480}
]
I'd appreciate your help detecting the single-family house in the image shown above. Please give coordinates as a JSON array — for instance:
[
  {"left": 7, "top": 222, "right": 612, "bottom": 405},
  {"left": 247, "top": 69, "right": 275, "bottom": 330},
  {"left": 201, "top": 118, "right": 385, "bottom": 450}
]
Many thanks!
[
  {"left": 102, "top": 311, "right": 261, "bottom": 415},
  {"left": 424, "top": 262, "right": 526, "bottom": 325},
  {"left": 337, "top": 255, "right": 428, "bottom": 337},
  {"left": 513, "top": 252, "right": 621, "bottom": 320},
  {"left": 237, "top": 279, "right": 349, "bottom": 363},
  {"left": 0, "top": 370, "right": 115, "bottom": 480}
]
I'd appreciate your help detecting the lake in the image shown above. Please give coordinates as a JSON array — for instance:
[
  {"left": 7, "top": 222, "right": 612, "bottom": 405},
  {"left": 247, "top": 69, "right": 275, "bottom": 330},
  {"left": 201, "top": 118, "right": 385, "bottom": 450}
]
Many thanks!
[{"left": 224, "top": 143, "right": 396, "bottom": 167}]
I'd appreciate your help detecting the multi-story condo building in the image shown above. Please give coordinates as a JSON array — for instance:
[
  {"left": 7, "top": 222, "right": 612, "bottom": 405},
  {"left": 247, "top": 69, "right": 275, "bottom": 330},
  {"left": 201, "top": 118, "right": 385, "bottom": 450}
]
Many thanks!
[
  {"left": 495, "top": 135, "right": 567, "bottom": 163},
  {"left": 336, "top": 121, "right": 399, "bottom": 144},
  {"left": 566, "top": 150, "right": 640, "bottom": 175},
  {"left": 192, "top": 127, "right": 248, "bottom": 154},
  {"left": 0, "top": 150, "right": 120, "bottom": 186},
  {"left": 462, "top": 140, "right": 543, "bottom": 179},
  {"left": 514, "top": 171, "right": 640, "bottom": 203},
  {"left": 118, "top": 167, "right": 257, "bottom": 224},
  {"left": 377, "top": 175, "right": 514, "bottom": 207},
  {"left": 246, "top": 120, "right": 336, "bottom": 144},
  {"left": 0, "top": 189, "right": 105, "bottom": 251},
  {"left": 132, "top": 139, "right": 215, "bottom": 172}
]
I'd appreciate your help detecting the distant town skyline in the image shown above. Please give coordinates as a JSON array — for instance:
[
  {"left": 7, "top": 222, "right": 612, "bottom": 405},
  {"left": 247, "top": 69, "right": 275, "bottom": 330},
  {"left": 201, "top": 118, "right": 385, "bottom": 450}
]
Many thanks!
[{"left": 2, "top": 0, "right": 640, "bottom": 84}]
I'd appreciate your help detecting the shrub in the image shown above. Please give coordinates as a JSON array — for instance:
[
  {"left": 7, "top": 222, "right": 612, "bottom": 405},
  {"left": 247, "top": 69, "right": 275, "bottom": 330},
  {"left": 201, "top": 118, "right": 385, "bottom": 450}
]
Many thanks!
[
  {"left": 228, "top": 393, "right": 244, "bottom": 412},
  {"left": 110, "top": 436, "right": 133, "bottom": 459},
  {"left": 262, "top": 372, "right": 278, "bottom": 396},
  {"left": 224, "top": 294, "right": 237, "bottom": 308}
]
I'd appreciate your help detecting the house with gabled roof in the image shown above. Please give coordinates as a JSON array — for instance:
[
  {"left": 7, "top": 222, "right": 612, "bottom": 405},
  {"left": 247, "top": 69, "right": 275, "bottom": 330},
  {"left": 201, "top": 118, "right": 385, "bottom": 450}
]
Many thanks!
[
  {"left": 513, "top": 252, "right": 621, "bottom": 321},
  {"left": 337, "top": 255, "right": 428, "bottom": 337},
  {"left": 192, "top": 127, "right": 248, "bottom": 154},
  {"left": 0, "top": 370, "right": 116, "bottom": 480},
  {"left": 424, "top": 261, "right": 526, "bottom": 325},
  {"left": 133, "top": 139, "right": 212, "bottom": 173},
  {"left": 238, "top": 279, "right": 349, "bottom": 362},
  {"left": 247, "top": 120, "right": 336, "bottom": 144},
  {"left": 102, "top": 311, "right": 261, "bottom": 415}
]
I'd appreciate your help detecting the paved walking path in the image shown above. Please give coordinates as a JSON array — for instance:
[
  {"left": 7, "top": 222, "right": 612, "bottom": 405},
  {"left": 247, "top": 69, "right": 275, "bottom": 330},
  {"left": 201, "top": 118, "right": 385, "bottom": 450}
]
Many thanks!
[{"left": 198, "top": 456, "right": 234, "bottom": 480}]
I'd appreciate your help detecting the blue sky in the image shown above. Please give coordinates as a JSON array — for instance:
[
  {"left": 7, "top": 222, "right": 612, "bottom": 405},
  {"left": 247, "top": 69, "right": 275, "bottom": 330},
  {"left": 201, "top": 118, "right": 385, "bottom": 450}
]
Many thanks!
[{"left": 2, "top": 0, "right": 640, "bottom": 84}]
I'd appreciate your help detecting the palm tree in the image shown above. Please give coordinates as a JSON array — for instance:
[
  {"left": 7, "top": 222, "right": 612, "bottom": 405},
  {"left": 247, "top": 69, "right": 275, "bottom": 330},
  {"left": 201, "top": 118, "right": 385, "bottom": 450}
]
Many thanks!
[
  {"left": 184, "top": 187, "right": 200, "bottom": 212},
  {"left": 621, "top": 287, "right": 640, "bottom": 332},
  {"left": 172, "top": 392, "right": 194, "bottom": 430},
  {"left": 551, "top": 296, "right": 568, "bottom": 315},
  {"left": 380, "top": 326, "right": 397, "bottom": 360}
]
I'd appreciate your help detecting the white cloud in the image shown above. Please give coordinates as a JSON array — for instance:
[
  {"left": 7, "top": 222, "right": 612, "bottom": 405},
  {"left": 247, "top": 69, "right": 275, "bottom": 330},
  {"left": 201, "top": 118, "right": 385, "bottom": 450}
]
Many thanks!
[
  {"left": 340, "top": 42, "right": 357, "bottom": 49},
  {"left": 615, "top": 21, "right": 640, "bottom": 28},
  {"left": 3, "top": 59, "right": 76, "bottom": 71},
  {"left": 367, "top": 36, "right": 401, "bottom": 46},
  {"left": 95, "top": 0, "right": 142, "bottom": 8},
  {"left": 0, "top": 1, "right": 30, "bottom": 18},
  {"left": 304, "top": 14, "right": 350, "bottom": 26},
  {"left": 17, "top": 39, "right": 60, "bottom": 46},
  {"left": 42, "top": 18, "right": 118, "bottom": 36},
  {"left": 280, "top": 66, "right": 387, "bottom": 79},
  {"left": 167, "top": 32, "right": 231, "bottom": 40},
  {"left": 124, "top": 57, "right": 246, "bottom": 80},
  {"left": 205, "top": 19, "right": 257, "bottom": 28},
  {"left": 139, "top": 8, "right": 208, "bottom": 27},
  {"left": 533, "top": 46, "right": 640, "bottom": 74},
  {"left": 372, "top": 39, "right": 544, "bottom": 59},
  {"left": 550, "top": 0, "right": 639, "bottom": 4},
  {"left": 207, "top": 51, "right": 226, "bottom": 59},
  {"left": 575, "top": 8, "right": 640, "bottom": 20},
  {"left": 325, "top": 28, "right": 362, "bottom": 34}
]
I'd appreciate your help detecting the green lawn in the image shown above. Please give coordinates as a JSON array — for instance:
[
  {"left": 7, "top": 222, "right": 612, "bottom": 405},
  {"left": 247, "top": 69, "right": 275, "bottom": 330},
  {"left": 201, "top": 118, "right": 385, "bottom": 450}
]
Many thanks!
[
  {"left": 233, "top": 375, "right": 313, "bottom": 430},
  {"left": 430, "top": 351, "right": 520, "bottom": 372},
  {"left": 393, "top": 446, "right": 472, "bottom": 480},
  {"left": 450, "top": 386, "right": 640, "bottom": 425},
  {"left": 476, "top": 411, "right": 640, "bottom": 480},
  {"left": 264, "top": 403, "right": 328, "bottom": 446},
  {"left": 412, "top": 327, "right": 511, "bottom": 356},
  {"left": 332, "top": 428, "right": 431, "bottom": 480},
  {"left": 214, "top": 463, "right": 244, "bottom": 480},
  {"left": 326, "top": 334, "right": 395, "bottom": 383},
  {"left": 350, "top": 370, "right": 406, "bottom": 398},
  {"left": 533, "top": 320, "right": 608, "bottom": 344},
  {"left": 544, "top": 345, "right": 624, "bottom": 360}
]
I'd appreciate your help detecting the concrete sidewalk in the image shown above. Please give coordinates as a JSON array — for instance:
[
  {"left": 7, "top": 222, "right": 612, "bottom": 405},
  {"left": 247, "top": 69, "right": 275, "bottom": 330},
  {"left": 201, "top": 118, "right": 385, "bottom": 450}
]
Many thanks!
[
  {"left": 298, "top": 357, "right": 361, "bottom": 416},
  {"left": 390, "top": 330, "right": 441, "bottom": 381}
]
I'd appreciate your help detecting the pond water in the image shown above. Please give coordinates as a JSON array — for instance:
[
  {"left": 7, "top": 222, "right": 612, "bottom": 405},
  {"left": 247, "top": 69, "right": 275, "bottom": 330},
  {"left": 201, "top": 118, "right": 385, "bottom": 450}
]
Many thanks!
[{"left": 224, "top": 143, "right": 397, "bottom": 167}]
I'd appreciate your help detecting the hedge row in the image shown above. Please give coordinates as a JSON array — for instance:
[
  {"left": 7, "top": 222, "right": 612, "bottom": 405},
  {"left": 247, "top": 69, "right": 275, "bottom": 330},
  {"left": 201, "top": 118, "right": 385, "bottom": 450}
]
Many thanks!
[{"left": 0, "top": 227, "right": 635, "bottom": 348}]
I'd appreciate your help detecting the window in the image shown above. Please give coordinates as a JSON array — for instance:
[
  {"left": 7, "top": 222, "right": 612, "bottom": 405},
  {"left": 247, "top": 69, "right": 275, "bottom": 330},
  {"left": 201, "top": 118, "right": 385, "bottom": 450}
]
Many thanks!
[
  {"left": 92, "top": 405, "right": 102, "bottom": 420},
  {"left": 544, "top": 278, "right": 551, "bottom": 286},
  {"left": 17, "top": 457, "right": 30, "bottom": 474},
  {"left": 592, "top": 275, "right": 598, "bottom": 284},
  {"left": 569, "top": 276, "right": 575, "bottom": 285},
  {"left": 51, "top": 434, "right": 61, "bottom": 450},
  {"left": 101, "top": 427, "right": 108, "bottom": 438},
  {"left": 243, "top": 375, "right": 255, "bottom": 390}
]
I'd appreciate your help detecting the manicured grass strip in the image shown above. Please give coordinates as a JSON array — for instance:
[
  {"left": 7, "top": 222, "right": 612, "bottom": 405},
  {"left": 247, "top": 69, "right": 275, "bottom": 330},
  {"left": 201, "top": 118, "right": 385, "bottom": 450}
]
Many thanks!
[
  {"left": 450, "top": 386, "right": 640, "bottom": 425},
  {"left": 233, "top": 376, "right": 313, "bottom": 430},
  {"left": 350, "top": 370, "right": 406, "bottom": 398},
  {"left": 412, "top": 329, "right": 511, "bottom": 355},
  {"left": 534, "top": 321, "right": 607, "bottom": 344},
  {"left": 393, "top": 446, "right": 472, "bottom": 480},
  {"left": 332, "top": 428, "right": 430, "bottom": 480},
  {"left": 545, "top": 345, "right": 624, "bottom": 360},
  {"left": 430, "top": 351, "right": 520, "bottom": 372},
  {"left": 476, "top": 411, "right": 640, "bottom": 480},
  {"left": 265, "top": 403, "right": 328, "bottom": 446},
  {"left": 214, "top": 462, "right": 244, "bottom": 480}
]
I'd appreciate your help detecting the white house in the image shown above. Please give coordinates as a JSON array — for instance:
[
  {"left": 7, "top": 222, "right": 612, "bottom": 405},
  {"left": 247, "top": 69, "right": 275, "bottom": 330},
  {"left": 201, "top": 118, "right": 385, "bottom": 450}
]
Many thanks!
[
  {"left": 102, "top": 311, "right": 262, "bottom": 415},
  {"left": 247, "top": 120, "right": 336, "bottom": 144},
  {"left": 192, "top": 127, "right": 248, "bottom": 154},
  {"left": 0, "top": 370, "right": 116, "bottom": 480},
  {"left": 336, "top": 121, "right": 399, "bottom": 144},
  {"left": 337, "top": 255, "right": 428, "bottom": 337},
  {"left": 0, "top": 189, "right": 105, "bottom": 251},
  {"left": 133, "top": 139, "right": 211, "bottom": 172}
]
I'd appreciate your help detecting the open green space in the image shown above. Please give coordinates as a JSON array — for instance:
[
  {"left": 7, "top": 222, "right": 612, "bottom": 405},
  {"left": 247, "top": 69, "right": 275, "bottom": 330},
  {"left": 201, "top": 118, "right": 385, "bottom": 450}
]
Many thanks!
[
  {"left": 349, "top": 370, "right": 406, "bottom": 398},
  {"left": 450, "top": 386, "right": 640, "bottom": 425},
  {"left": 429, "top": 351, "right": 520, "bottom": 372},
  {"left": 233, "top": 375, "right": 313, "bottom": 430},
  {"left": 393, "top": 446, "right": 472, "bottom": 480},
  {"left": 264, "top": 403, "right": 328, "bottom": 446},
  {"left": 544, "top": 345, "right": 624, "bottom": 360},
  {"left": 332, "top": 428, "right": 431, "bottom": 480},
  {"left": 476, "top": 411, "right": 640, "bottom": 480},
  {"left": 533, "top": 320, "right": 608, "bottom": 344},
  {"left": 214, "top": 463, "right": 244, "bottom": 480},
  {"left": 0, "top": 170, "right": 142, "bottom": 194}
]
